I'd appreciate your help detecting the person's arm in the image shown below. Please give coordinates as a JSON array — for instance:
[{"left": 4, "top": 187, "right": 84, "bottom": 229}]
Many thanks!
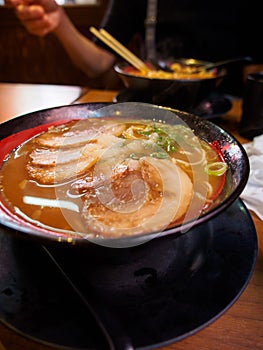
[
  {"left": 6, "top": 0, "right": 116, "bottom": 78},
  {"left": 53, "top": 7, "right": 116, "bottom": 78}
]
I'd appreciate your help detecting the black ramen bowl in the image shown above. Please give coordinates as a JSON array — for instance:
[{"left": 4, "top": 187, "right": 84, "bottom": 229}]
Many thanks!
[
  {"left": 114, "top": 61, "right": 227, "bottom": 111},
  {"left": 0, "top": 102, "right": 249, "bottom": 249}
]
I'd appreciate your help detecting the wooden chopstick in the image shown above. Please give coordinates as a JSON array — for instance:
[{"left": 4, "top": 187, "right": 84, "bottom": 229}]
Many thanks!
[
  {"left": 99, "top": 28, "right": 148, "bottom": 70},
  {"left": 89, "top": 26, "right": 149, "bottom": 72}
]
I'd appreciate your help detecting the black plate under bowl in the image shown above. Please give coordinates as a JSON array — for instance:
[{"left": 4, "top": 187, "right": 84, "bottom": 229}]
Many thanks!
[
  {"left": 114, "top": 90, "right": 232, "bottom": 119},
  {"left": 0, "top": 199, "right": 257, "bottom": 349}
]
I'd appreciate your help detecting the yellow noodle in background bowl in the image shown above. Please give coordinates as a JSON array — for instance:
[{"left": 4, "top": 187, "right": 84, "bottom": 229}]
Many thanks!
[{"left": 130, "top": 63, "right": 217, "bottom": 80}]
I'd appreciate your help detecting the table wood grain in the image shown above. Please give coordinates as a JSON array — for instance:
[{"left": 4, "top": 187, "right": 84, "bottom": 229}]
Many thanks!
[{"left": 0, "top": 86, "right": 262, "bottom": 350}]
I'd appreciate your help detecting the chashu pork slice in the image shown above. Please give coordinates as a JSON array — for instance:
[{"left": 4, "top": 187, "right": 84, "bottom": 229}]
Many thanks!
[
  {"left": 81, "top": 156, "right": 193, "bottom": 238},
  {"left": 26, "top": 134, "right": 121, "bottom": 184},
  {"left": 33, "top": 119, "right": 126, "bottom": 149}
]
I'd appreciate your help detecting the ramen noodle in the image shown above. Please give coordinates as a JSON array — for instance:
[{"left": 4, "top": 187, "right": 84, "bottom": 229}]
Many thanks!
[{"left": 124, "top": 63, "right": 217, "bottom": 80}]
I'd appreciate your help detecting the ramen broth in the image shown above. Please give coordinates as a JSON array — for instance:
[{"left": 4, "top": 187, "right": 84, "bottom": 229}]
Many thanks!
[{"left": 0, "top": 118, "right": 227, "bottom": 238}]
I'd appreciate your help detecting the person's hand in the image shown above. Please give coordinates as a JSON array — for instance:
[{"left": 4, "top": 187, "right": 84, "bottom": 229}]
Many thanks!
[{"left": 6, "top": 0, "right": 62, "bottom": 36}]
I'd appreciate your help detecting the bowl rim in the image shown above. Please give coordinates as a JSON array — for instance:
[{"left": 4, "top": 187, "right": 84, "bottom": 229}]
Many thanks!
[{"left": 0, "top": 102, "right": 249, "bottom": 247}]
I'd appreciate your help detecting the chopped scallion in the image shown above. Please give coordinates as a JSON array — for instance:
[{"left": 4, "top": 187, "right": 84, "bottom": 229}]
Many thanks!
[{"left": 205, "top": 162, "right": 228, "bottom": 176}]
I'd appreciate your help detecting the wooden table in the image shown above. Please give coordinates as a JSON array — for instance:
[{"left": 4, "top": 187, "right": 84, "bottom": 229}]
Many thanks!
[
  {"left": 0, "top": 85, "right": 262, "bottom": 350},
  {"left": 0, "top": 83, "right": 84, "bottom": 123}
]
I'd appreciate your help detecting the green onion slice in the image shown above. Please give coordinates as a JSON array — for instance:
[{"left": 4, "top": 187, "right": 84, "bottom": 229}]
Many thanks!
[{"left": 205, "top": 162, "right": 228, "bottom": 176}]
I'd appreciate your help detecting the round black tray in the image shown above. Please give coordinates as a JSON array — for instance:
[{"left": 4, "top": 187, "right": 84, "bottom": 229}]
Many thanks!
[
  {"left": 114, "top": 90, "right": 232, "bottom": 119},
  {"left": 0, "top": 199, "right": 257, "bottom": 349}
]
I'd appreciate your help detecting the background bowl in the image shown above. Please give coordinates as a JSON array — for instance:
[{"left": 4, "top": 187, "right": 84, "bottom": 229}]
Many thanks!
[
  {"left": 114, "top": 61, "right": 227, "bottom": 110},
  {"left": 0, "top": 102, "right": 249, "bottom": 248}
]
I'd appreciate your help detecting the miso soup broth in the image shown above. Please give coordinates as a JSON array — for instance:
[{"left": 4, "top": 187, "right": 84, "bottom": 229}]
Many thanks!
[{"left": 0, "top": 117, "right": 227, "bottom": 238}]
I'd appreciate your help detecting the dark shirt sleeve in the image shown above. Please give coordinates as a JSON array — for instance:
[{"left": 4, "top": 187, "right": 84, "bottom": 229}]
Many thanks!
[{"left": 93, "top": 0, "right": 147, "bottom": 52}]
